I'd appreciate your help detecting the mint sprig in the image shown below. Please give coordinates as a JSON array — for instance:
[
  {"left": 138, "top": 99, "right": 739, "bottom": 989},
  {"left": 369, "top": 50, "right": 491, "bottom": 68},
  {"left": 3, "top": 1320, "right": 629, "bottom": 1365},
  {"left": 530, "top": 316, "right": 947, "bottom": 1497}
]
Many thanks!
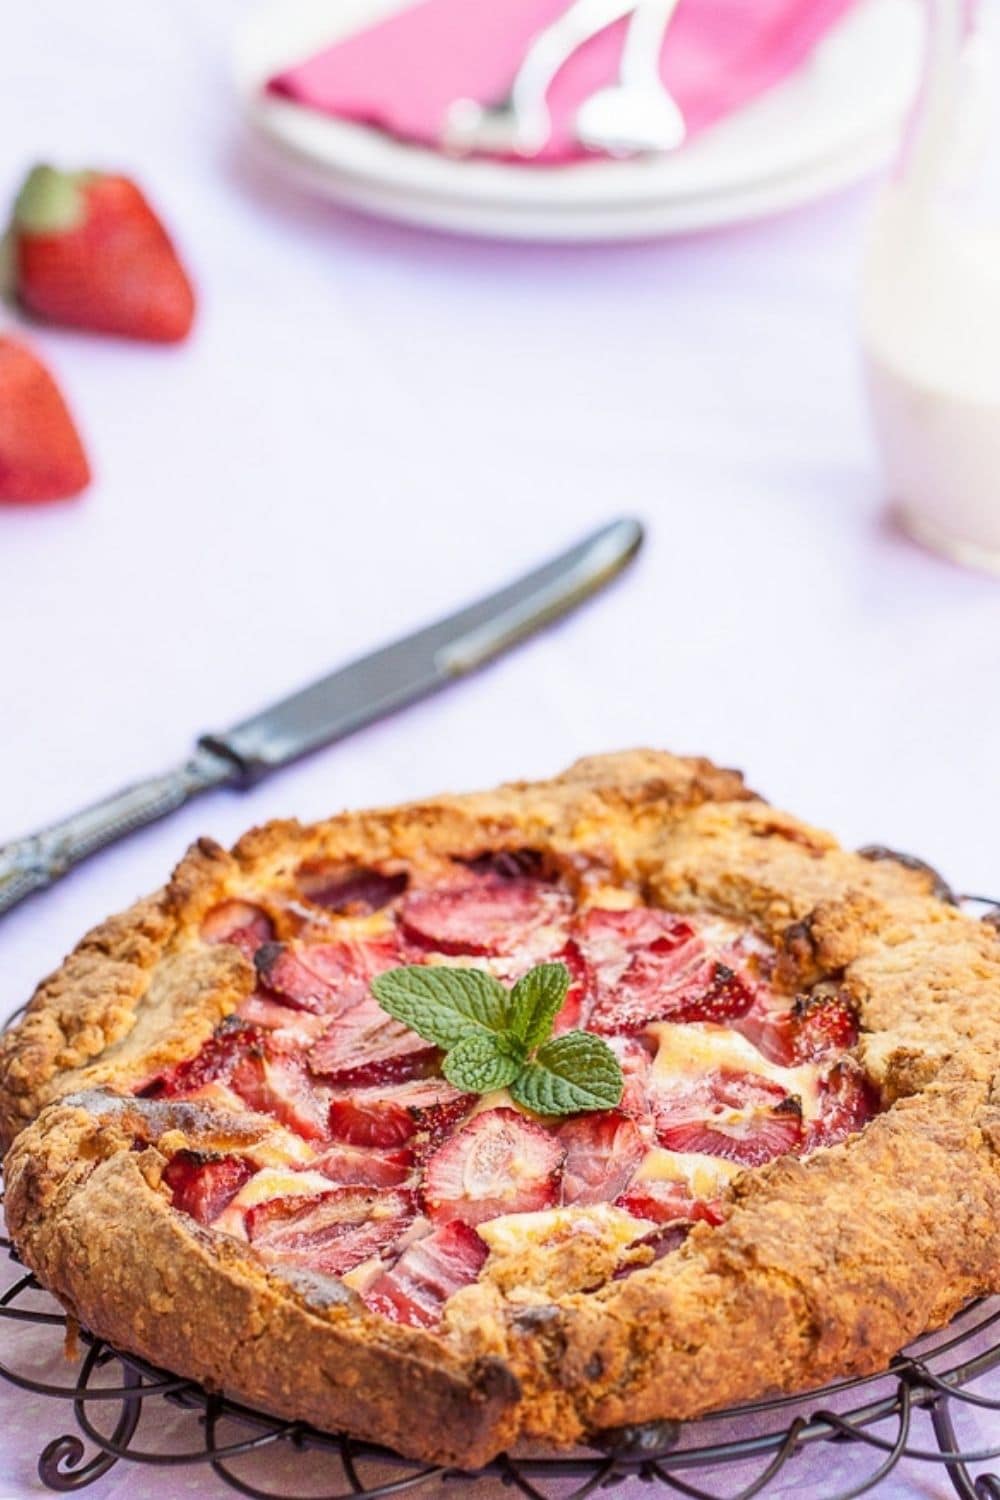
[
  {"left": 511, "top": 1032, "right": 625, "bottom": 1114},
  {"left": 506, "top": 962, "right": 570, "bottom": 1051},
  {"left": 370, "top": 961, "right": 623, "bottom": 1117},
  {"left": 367, "top": 965, "right": 507, "bottom": 1047},
  {"left": 442, "top": 1032, "right": 521, "bottom": 1093}
]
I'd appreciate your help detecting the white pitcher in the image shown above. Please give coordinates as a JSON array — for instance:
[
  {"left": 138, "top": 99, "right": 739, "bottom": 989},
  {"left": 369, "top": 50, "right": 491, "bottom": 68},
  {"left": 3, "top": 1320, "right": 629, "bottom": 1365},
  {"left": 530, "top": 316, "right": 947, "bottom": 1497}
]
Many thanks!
[{"left": 861, "top": 0, "right": 1000, "bottom": 573}]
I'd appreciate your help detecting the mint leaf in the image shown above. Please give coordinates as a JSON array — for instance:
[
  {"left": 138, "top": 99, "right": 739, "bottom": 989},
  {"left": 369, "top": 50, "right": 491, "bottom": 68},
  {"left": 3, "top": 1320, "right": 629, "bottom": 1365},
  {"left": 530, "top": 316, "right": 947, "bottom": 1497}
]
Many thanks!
[
  {"left": 509, "top": 1031, "right": 623, "bottom": 1116},
  {"left": 371, "top": 962, "right": 623, "bottom": 1118},
  {"left": 507, "top": 962, "right": 570, "bottom": 1050},
  {"left": 443, "top": 1032, "right": 523, "bottom": 1093},
  {"left": 371, "top": 966, "right": 507, "bottom": 1048}
]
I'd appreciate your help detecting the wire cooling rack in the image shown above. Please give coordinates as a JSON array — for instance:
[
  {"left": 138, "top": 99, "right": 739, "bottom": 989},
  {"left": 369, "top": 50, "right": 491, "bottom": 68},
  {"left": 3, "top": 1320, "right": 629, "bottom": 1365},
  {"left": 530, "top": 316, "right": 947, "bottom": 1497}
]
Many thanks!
[{"left": 2, "top": 858, "right": 999, "bottom": 1500}]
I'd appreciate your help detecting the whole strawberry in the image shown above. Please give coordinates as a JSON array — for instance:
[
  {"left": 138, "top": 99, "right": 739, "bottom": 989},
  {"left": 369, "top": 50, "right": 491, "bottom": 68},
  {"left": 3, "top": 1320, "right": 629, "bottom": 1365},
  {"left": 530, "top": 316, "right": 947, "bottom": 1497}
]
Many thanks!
[
  {"left": 0, "top": 337, "right": 90, "bottom": 502},
  {"left": 6, "top": 165, "right": 195, "bottom": 343}
]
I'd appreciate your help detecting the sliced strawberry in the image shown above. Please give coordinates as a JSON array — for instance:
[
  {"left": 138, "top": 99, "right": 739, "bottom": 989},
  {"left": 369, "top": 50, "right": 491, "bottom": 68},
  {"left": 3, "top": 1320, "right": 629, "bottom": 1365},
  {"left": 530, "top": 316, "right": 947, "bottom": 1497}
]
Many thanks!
[
  {"left": 732, "top": 997, "right": 797, "bottom": 1066},
  {"left": 328, "top": 1097, "right": 413, "bottom": 1149},
  {"left": 308, "top": 994, "right": 437, "bottom": 1086},
  {"left": 550, "top": 940, "right": 590, "bottom": 1034},
  {"left": 145, "top": 1019, "right": 261, "bottom": 1098},
  {"left": 163, "top": 1151, "right": 255, "bottom": 1225},
  {"left": 555, "top": 1111, "right": 645, "bottom": 1206},
  {"left": 652, "top": 1072, "right": 803, "bottom": 1167},
  {"left": 578, "top": 906, "right": 697, "bottom": 962},
  {"left": 253, "top": 944, "right": 339, "bottom": 1014},
  {"left": 254, "top": 933, "right": 402, "bottom": 1016},
  {"left": 617, "top": 1180, "right": 724, "bottom": 1227},
  {"left": 658, "top": 1110, "right": 802, "bottom": 1167},
  {"left": 790, "top": 990, "right": 860, "bottom": 1063},
  {"left": 253, "top": 944, "right": 330, "bottom": 1013},
  {"left": 200, "top": 900, "right": 274, "bottom": 960},
  {"left": 401, "top": 875, "right": 571, "bottom": 958},
  {"left": 246, "top": 1187, "right": 416, "bottom": 1276},
  {"left": 578, "top": 908, "right": 697, "bottom": 1031},
  {"left": 605, "top": 1034, "right": 654, "bottom": 1121},
  {"left": 422, "top": 1107, "right": 565, "bottom": 1226},
  {"left": 229, "top": 1048, "right": 330, "bottom": 1141},
  {"left": 297, "top": 934, "right": 403, "bottom": 988},
  {"left": 689, "top": 963, "right": 757, "bottom": 1022},
  {"left": 579, "top": 907, "right": 759, "bottom": 1034},
  {"left": 238, "top": 993, "right": 299, "bottom": 1030},
  {"left": 594, "top": 948, "right": 752, "bottom": 1034},
  {"left": 297, "top": 862, "right": 409, "bottom": 916},
  {"left": 618, "top": 1180, "right": 693, "bottom": 1223},
  {"left": 740, "top": 990, "right": 858, "bottom": 1069},
  {"left": 804, "top": 1062, "right": 878, "bottom": 1151},
  {"left": 236, "top": 993, "right": 328, "bottom": 1047},
  {"left": 328, "top": 1080, "right": 473, "bottom": 1149},
  {"left": 312, "top": 1143, "right": 415, "bottom": 1189},
  {"left": 363, "top": 1221, "right": 488, "bottom": 1327}
]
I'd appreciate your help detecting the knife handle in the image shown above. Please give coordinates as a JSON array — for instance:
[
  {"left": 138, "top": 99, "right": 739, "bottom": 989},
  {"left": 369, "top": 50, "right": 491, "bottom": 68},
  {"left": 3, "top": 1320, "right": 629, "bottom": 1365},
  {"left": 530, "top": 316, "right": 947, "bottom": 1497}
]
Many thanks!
[{"left": 0, "top": 748, "right": 238, "bottom": 917}]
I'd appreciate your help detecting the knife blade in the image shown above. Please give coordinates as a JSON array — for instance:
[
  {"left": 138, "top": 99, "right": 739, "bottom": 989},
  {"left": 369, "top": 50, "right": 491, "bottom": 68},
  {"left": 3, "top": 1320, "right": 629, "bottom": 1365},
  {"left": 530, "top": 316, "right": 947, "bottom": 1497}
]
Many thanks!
[{"left": 0, "top": 517, "right": 643, "bottom": 915}]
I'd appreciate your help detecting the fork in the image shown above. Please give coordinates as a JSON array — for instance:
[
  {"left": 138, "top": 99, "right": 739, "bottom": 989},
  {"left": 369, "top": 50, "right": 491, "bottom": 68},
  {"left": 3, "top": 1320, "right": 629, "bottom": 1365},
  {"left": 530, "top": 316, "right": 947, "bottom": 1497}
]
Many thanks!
[
  {"left": 443, "top": 0, "right": 638, "bottom": 157},
  {"left": 575, "top": 0, "right": 686, "bottom": 155}
]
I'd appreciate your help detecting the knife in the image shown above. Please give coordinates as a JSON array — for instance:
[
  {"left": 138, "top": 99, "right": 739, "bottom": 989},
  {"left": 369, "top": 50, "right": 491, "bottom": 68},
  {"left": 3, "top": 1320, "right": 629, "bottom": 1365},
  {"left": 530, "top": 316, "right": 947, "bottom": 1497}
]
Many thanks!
[{"left": 0, "top": 517, "right": 643, "bottom": 916}]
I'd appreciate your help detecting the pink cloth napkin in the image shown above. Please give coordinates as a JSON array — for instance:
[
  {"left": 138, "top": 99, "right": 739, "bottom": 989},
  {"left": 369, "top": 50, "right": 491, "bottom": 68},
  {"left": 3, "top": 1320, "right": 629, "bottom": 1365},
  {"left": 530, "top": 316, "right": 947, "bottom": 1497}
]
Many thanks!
[{"left": 268, "top": 0, "right": 862, "bottom": 162}]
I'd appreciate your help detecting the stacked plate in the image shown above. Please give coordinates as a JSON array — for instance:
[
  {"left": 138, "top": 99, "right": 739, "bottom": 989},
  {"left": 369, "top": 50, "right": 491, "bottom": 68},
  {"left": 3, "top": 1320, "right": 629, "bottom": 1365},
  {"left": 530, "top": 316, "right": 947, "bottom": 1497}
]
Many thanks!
[{"left": 234, "top": 0, "right": 924, "bottom": 242}]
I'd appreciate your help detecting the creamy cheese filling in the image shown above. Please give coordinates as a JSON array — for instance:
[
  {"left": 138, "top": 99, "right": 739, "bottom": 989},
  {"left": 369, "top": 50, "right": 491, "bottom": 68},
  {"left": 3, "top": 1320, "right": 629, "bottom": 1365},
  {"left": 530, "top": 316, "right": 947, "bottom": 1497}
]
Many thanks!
[
  {"left": 214, "top": 1168, "right": 333, "bottom": 1239},
  {"left": 631, "top": 1147, "right": 741, "bottom": 1199},
  {"left": 477, "top": 1202, "right": 656, "bottom": 1256},
  {"left": 647, "top": 1022, "right": 822, "bottom": 1121}
]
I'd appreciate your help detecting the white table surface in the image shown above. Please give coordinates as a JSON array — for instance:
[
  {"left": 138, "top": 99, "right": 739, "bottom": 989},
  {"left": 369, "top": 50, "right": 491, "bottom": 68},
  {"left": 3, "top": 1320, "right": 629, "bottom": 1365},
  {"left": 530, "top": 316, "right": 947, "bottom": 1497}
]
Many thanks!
[{"left": 2, "top": 2, "right": 1000, "bottom": 1495}]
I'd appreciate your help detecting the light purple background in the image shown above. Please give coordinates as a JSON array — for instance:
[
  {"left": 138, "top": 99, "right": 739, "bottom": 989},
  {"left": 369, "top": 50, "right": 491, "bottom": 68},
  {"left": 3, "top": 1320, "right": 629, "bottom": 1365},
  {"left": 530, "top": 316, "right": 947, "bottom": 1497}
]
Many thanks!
[{"left": 2, "top": 2, "right": 1000, "bottom": 1495}]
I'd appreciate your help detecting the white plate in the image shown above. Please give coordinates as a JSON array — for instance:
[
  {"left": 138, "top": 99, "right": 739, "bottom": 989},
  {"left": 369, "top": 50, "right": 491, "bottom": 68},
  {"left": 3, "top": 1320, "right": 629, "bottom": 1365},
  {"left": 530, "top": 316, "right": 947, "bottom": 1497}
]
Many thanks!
[{"left": 234, "top": 0, "right": 924, "bottom": 240}]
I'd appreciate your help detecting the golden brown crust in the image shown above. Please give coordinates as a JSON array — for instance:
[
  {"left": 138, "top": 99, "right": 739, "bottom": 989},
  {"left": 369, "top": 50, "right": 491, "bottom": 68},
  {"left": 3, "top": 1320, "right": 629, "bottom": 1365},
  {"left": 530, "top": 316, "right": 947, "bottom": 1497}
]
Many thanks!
[
  {"left": 482, "top": 1072, "right": 1000, "bottom": 1442},
  {"left": 3, "top": 749, "right": 1000, "bottom": 1465},
  {"left": 4, "top": 1094, "right": 521, "bottom": 1468}
]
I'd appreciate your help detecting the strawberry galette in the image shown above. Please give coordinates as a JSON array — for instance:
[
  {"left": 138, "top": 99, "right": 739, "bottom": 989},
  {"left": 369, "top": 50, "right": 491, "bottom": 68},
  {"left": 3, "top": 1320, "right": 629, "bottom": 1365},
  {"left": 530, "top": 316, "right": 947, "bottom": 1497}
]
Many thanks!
[{"left": 4, "top": 751, "right": 1000, "bottom": 1467}]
